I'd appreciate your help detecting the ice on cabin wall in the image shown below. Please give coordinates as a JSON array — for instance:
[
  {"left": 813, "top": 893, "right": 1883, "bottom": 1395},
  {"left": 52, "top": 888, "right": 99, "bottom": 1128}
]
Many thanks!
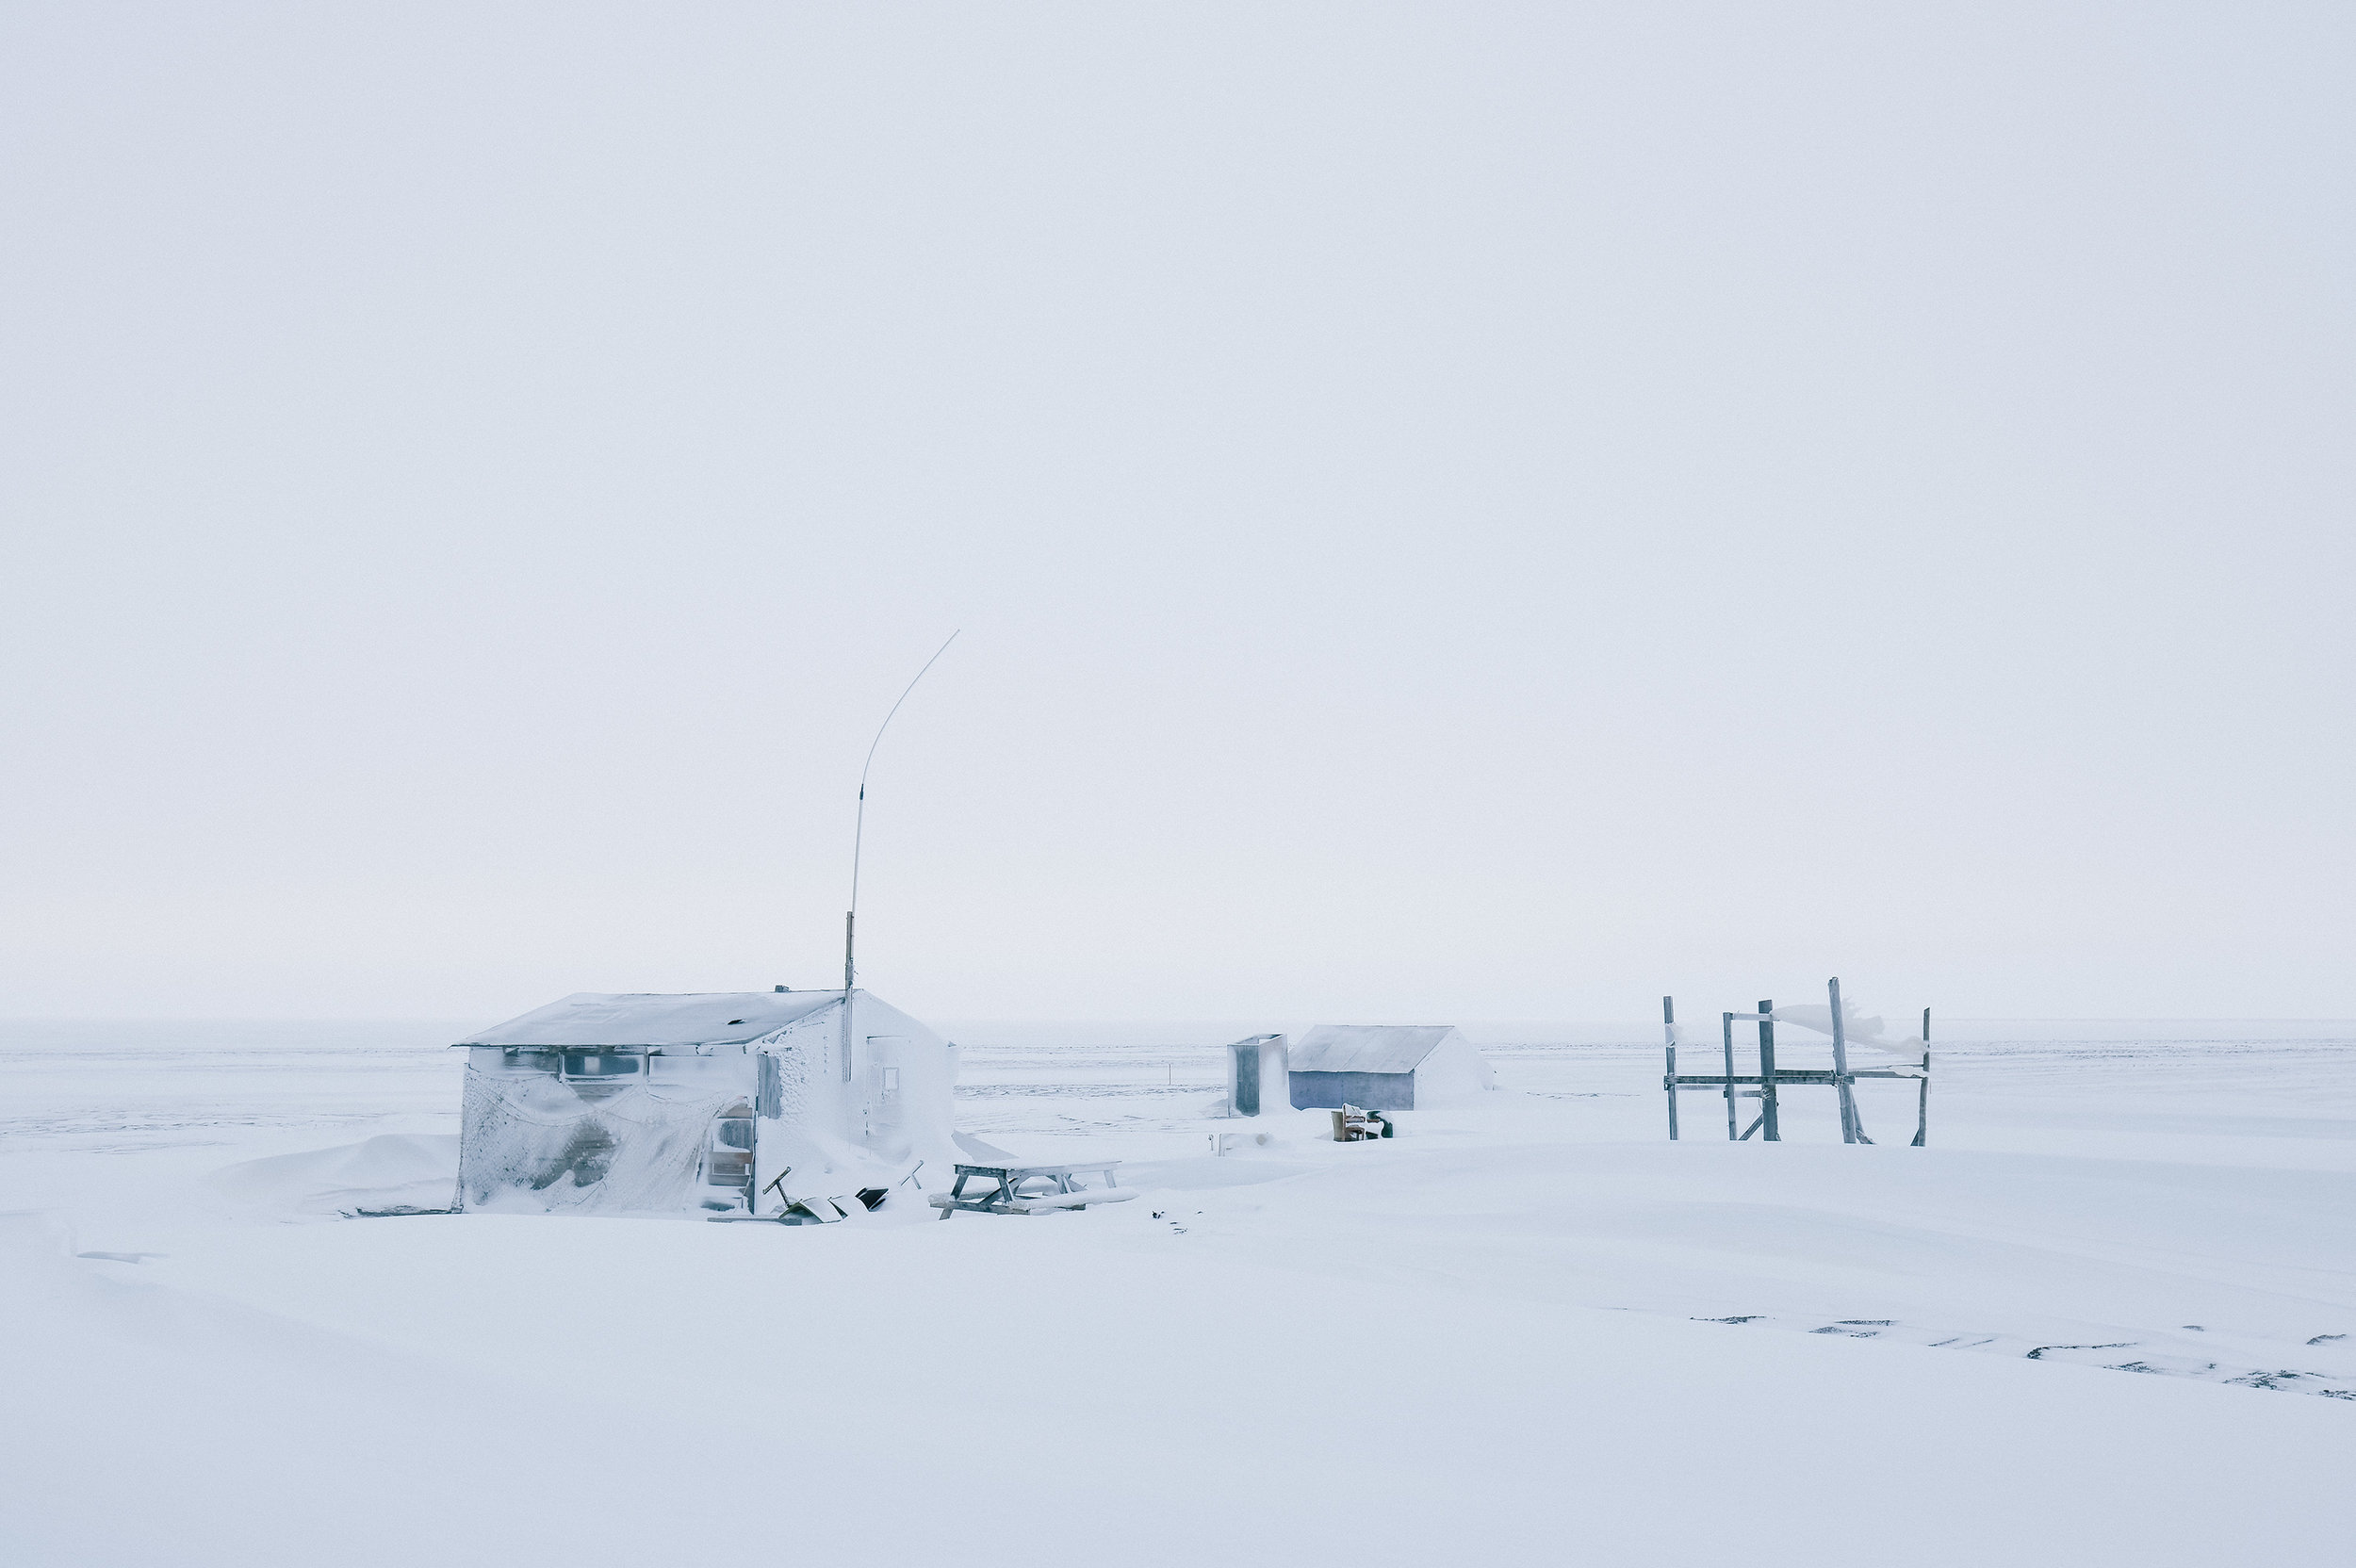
[
  {"left": 456, "top": 1069, "right": 740, "bottom": 1215},
  {"left": 745, "top": 994, "right": 959, "bottom": 1180},
  {"left": 647, "top": 1053, "right": 744, "bottom": 1083},
  {"left": 757, "top": 1030, "right": 818, "bottom": 1121},
  {"left": 747, "top": 1038, "right": 958, "bottom": 1211}
]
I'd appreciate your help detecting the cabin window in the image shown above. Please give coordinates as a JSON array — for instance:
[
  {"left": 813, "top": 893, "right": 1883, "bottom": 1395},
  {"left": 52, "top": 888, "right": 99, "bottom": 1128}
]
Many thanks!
[
  {"left": 882, "top": 1067, "right": 902, "bottom": 1096},
  {"left": 562, "top": 1050, "right": 643, "bottom": 1080}
]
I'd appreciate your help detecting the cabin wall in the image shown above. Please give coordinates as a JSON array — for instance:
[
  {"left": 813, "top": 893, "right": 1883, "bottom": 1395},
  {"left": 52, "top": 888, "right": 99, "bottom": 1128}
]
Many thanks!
[
  {"left": 1288, "top": 1070, "right": 1415, "bottom": 1112},
  {"left": 1411, "top": 1032, "right": 1497, "bottom": 1103},
  {"left": 456, "top": 1047, "right": 755, "bottom": 1214},
  {"left": 748, "top": 991, "right": 958, "bottom": 1207}
]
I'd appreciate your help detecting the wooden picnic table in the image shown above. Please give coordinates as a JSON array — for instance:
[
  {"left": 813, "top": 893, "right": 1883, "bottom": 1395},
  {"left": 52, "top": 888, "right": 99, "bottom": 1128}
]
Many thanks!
[{"left": 928, "top": 1160, "right": 1136, "bottom": 1217}]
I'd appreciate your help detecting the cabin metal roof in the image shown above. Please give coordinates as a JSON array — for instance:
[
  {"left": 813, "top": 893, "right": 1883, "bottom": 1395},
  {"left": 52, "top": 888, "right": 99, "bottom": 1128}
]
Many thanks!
[
  {"left": 453, "top": 990, "right": 843, "bottom": 1050},
  {"left": 1286, "top": 1024, "right": 1457, "bottom": 1075}
]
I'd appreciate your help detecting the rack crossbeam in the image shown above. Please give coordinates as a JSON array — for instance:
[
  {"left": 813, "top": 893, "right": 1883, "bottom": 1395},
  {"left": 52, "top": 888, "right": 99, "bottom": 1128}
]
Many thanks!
[{"left": 1666, "top": 1070, "right": 1918, "bottom": 1086}]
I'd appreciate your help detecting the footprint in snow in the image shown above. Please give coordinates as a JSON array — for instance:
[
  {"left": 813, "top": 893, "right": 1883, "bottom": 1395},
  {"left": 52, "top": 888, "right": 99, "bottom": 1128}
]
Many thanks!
[{"left": 1685, "top": 1314, "right": 2356, "bottom": 1402}]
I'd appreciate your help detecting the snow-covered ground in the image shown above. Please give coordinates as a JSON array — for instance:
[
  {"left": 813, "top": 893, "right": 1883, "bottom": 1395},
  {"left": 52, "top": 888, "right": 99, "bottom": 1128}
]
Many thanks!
[{"left": 6, "top": 1017, "right": 2354, "bottom": 1565}]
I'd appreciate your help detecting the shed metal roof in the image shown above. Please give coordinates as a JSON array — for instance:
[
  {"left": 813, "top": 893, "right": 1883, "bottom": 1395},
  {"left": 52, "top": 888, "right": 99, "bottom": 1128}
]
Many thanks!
[
  {"left": 1286, "top": 1023, "right": 1457, "bottom": 1075},
  {"left": 454, "top": 990, "right": 843, "bottom": 1050}
]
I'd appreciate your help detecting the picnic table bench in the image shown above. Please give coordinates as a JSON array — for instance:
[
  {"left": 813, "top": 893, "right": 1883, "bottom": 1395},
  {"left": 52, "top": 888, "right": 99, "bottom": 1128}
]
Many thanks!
[{"left": 928, "top": 1161, "right": 1137, "bottom": 1217}]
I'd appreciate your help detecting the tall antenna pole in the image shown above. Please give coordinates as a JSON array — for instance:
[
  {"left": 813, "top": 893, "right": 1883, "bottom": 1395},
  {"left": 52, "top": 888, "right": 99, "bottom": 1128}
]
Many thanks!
[{"left": 841, "top": 630, "right": 959, "bottom": 1083}]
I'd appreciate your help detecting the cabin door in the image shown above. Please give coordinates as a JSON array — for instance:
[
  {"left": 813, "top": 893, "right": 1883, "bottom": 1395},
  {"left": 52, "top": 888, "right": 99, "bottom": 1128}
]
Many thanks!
[
  {"left": 861, "top": 1037, "right": 911, "bottom": 1139},
  {"left": 703, "top": 1103, "right": 756, "bottom": 1211},
  {"left": 1234, "top": 1043, "right": 1260, "bottom": 1116}
]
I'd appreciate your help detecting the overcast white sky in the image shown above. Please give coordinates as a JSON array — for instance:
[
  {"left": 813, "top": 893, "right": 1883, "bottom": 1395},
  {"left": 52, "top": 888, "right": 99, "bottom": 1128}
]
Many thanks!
[{"left": 3, "top": 4, "right": 2350, "bottom": 1024}]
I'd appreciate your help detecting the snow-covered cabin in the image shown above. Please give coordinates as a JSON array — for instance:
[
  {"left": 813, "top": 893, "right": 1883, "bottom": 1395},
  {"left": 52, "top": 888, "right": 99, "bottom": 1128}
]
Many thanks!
[
  {"left": 1285, "top": 1024, "right": 1494, "bottom": 1113},
  {"left": 452, "top": 989, "right": 956, "bottom": 1217}
]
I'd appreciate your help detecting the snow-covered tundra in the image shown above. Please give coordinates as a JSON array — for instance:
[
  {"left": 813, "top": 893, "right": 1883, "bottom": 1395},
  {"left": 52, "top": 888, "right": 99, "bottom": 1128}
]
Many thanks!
[{"left": 3, "top": 1018, "right": 2351, "bottom": 1566}]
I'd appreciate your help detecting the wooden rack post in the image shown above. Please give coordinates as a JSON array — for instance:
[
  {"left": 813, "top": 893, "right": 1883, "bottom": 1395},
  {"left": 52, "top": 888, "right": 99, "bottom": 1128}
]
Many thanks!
[
  {"left": 1913, "top": 1007, "right": 1931, "bottom": 1147},
  {"left": 1757, "top": 1001, "right": 1780, "bottom": 1141},
  {"left": 1830, "top": 977, "right": 1873, "bottom": 1143},
  {"left": 1720, "top": 1010, "right": 1738, "bottom": 1139},
  {"left": 1662, "top": 995, "right": 1679, "bottom": 1140}
]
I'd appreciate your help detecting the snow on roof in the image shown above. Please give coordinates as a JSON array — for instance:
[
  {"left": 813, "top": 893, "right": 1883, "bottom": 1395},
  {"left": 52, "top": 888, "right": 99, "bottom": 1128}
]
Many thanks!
[
  {"left": 1287, "top": 1024, "right": 1457, "bottom": 1075},
  {"left": 455, "top": 990, "right": 843, "bottom": 1050}
]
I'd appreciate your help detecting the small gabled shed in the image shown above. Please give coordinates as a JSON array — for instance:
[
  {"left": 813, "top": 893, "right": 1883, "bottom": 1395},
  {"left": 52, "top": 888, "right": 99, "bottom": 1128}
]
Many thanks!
[{"left": 1285, "top": 1024, "right": 1493, "bottom": 1113}]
